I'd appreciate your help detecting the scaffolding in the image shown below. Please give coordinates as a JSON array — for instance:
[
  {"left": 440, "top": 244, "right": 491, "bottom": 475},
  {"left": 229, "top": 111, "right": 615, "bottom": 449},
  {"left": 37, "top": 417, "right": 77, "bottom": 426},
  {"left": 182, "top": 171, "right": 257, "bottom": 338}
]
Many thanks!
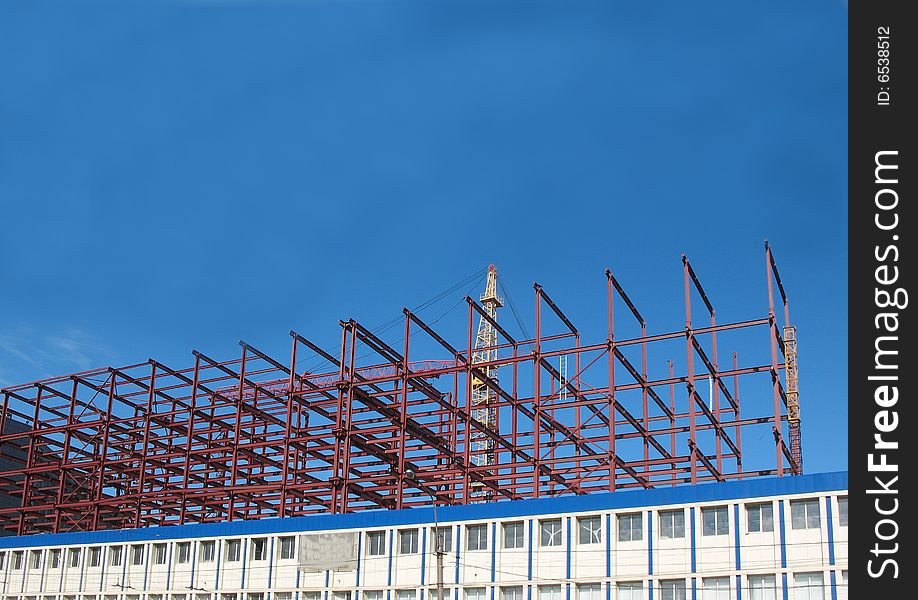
[{"left": 0, "top": 244, "right": 800, "bottom": 536}]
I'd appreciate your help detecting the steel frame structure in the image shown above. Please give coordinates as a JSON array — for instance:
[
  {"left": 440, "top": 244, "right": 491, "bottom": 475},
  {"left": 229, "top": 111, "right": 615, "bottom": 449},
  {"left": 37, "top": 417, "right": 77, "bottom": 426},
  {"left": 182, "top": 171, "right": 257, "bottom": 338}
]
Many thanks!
[{"left": 0, "top": 244, "right": 800, "bottom": 536}]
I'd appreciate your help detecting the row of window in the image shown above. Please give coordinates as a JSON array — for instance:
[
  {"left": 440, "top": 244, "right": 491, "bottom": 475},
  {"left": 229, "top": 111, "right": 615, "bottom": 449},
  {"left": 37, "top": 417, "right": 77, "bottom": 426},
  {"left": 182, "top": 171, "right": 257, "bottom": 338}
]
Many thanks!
[
  {"left": 0, "top": 573, "right": 848, "bottom": 600},
  {"left": 1, "top": 496, "right": 848, "bottom": 571},
  {"left": 365, "top": 496, "right": 848, "bottom": 556},
  {"left": 0, "top": 537, "right": 296, "bottom": 572}
]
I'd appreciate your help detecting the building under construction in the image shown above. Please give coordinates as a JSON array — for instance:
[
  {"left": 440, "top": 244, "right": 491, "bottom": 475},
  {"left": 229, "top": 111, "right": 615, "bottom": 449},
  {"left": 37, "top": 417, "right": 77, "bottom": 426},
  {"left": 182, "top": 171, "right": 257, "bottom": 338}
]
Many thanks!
[{"left": 0, "top": 243, "right": 805, "bottom": 538}]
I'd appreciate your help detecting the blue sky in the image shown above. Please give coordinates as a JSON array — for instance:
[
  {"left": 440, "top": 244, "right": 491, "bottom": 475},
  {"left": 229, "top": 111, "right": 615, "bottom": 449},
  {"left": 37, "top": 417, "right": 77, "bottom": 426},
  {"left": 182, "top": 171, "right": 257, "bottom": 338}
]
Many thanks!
[{"left": 0, "top": 2, "right": 847, "bottom": 473}]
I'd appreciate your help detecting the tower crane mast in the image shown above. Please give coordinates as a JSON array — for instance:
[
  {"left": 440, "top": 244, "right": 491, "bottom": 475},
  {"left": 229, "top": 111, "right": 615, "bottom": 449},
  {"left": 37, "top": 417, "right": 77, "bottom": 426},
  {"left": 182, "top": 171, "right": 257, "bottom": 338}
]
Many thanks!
[{"left": 470, "top": 265, "right": 502, "bottom": 499}]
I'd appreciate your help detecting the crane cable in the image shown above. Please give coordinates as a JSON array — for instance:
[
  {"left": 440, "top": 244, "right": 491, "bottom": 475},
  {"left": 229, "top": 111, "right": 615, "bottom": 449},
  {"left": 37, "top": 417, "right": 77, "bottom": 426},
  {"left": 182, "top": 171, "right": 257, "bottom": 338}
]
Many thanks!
[{"left": 298, "top": 267, "right": 489, "bottom": 373}]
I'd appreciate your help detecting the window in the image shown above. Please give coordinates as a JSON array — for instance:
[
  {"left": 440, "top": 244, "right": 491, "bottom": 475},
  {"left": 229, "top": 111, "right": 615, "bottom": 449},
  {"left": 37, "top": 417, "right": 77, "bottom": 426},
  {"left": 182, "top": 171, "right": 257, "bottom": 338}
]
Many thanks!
[
  {"left": 838, "top": 497, "right": 848, "bottom": 527},
  {"left": 364, "top": 592, "right": 384, "bottom": 600},
  {"left": 577, "top": 584, "right": 602, "bottom": 600},
  {"left": 540, "top": 519, "right": 562, "bottom": 546},
  {"left": 399, "top": 529, "right": 419, "bottom": 554},
  {"left": 196, "top": 594, "right": 212, "bottom": 600},
  {"left": 279, "top": 536, "right": 296, "bottom": 559},
  {"left": 276, "top": 594, "right": 294, "bottom": 600},
  {"left": 221, "top": 594, "right": 237, "bottom": 600},
  {"left": 794, "top": 572, "right": 824, "bottom": 600},
  {"left": 467, "top": 524, "right": 488, "bottom": 551},
  {"left": 12, "top": 550, "right": 23, "bottom": 569},
  {"left": 69, "top": 548, "right": 81, "bottom": 567},
  {"left": 367, "top": 531, "right": 386, "bottom": 556},
  {"left": 578, "top": 516, "right": 602, "bottom": 544},
  {"left": 49, "top": 549, "right": 62, "bottom": 569},
  {"left": 153, "top": 544, "right": 167, "bottom": 565},
  {"left": 89, "top": 547, "right": 101, "bottom": 567},
  {"left": 200, "top": 541, "right": 216, "bottom": 562},
  {"left": 660, "top": 580, "right": 686, "bottom": 600},
  {"left": 150, "top": 595, "right": 164, "bottom": 600},
  {"left": 226, "top": 540, "right": 242, "bottom": 562},
  {"left": 618, "top": 513, "right": 643, "bottom": 542},
  {"left": 617, "top": 582, "right": 642, "bottom": 600},
  {"left": 29, "top": 550, "right": 42, "bottom": 569},
  {"left": 503, "top": 521, "right": 524, "bottom": 549},
  {"left": 251, "top": 538, "right": 267, "bottom": 561},
  {"left": 429, "top": 590, "right": 452, "bottom": 600},
  {"left": 702, "top": 577, "right": 730, "bottom": 600},
  {"left": 109, "top": 546, "right": 122, "bottom": 566},
  {"left": 302, "top": 593, "right": 321, "bottom": 600},
  {"left": 702, "top": 506, "right": 729, "bottom": 536},
  {"left": 747, "top": 503, "right": 774, "bottom": 533},
  {"left": 501, "top": 588, "right": 523, "bottom": 600},
  {"left": 791, "top": 499, "right": 821, "bottom": 530},
  {"left": 396, "top": 591, "right": 416, "bottom": 600},
  {"left": 176, "top": 543, "right": 190, "bottom": 564},
  {"left": 660, "top": 509, "right": 685, "bottom": 539},
  {"left": 0, "top": 551, "right": 4, "bottom": 569},
  {"left": 465, "top": 589, "right": 487, "bottom": 600},
  {"left": 433, "top": 527, "right": 452, "bottom": 552},
  {"left": 748, "top": 575, "right": 776, "bottom": 600},
  {"left": 130, "top": 545, "right": 144, "bottom": 566},
  {"left": 539, "top": 586, "right": 562, "bottom": 600},
  {"left": 247, "top": 594, "right": 264, "bottom": 600},
  {"left": 173, "top": 595, "right": 188, "bottom": 600}
]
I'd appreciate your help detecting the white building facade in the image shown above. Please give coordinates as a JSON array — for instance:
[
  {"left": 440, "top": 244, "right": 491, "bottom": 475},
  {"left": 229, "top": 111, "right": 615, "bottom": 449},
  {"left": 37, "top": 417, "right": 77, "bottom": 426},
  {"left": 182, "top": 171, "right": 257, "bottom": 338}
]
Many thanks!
[{"left": 0, "top": 472, "right": 847, "bottom": 600}]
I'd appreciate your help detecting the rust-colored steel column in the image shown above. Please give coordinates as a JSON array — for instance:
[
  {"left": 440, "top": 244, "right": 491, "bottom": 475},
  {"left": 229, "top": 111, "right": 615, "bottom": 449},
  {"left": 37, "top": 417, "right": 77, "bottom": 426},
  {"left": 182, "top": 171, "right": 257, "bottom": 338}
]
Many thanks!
[
  {"left": 668, "top": 360, "right": 676, "bottom": 484},
  {"left": 462, "top": 301, "right": 474, "bottom": 503},
  {"left": 329, "top": 324, "right": 349, "bottom": 514},
  {"left": 396, "top": 314, "right": 411, "bottom": 510},
  {"left": 733, "top": 352, "right": 743, "bottom": 478},
  {"left": 135, "top": 362, "right": 157, "bottom": 528},
  {"left": 765, "top": 244, "right": 784, "bottom": 476},
  {"left": 179, "top": 354, "right": 202, "bottom": 525},
  {"left": 683, "top": 256, "right": 698, "bottom": 485},
  {"left": 605, "top": 271, "right": 616, "bottom": 492},
  {"left": 279, "top": 336, "right": 299, "bottom": 518},
  {"left": 340, "top": 323, "right": 358, "bottom": 513},
  {"left": 711, "top": 311, "right": 723, "bottom": 475},
  {"left": 18, "top": 385, "right": 43, "bottom": 535},
  {"left": 227, "top": 345, "right": 248, "bottom": 521},
  {"left": 533, "top": 284, "right": 542, "bottom": 498}
]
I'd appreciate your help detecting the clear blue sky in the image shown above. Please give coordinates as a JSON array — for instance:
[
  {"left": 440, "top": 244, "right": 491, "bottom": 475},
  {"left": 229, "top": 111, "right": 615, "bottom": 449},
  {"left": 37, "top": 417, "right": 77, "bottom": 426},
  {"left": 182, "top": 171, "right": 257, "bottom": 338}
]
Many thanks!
[{"left": 0, "top": 2, "right": 847, "bottom": 473}]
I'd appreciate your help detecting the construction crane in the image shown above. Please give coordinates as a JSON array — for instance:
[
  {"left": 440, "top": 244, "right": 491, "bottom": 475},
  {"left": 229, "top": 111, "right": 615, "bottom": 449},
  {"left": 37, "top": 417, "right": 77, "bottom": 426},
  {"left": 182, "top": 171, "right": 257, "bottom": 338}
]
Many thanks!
[
  {"left": 783, "top": 326, "right": 802, "bottom": 474},
  {"left": 470, "top": 264, "right": 502, "bottom": 499}
]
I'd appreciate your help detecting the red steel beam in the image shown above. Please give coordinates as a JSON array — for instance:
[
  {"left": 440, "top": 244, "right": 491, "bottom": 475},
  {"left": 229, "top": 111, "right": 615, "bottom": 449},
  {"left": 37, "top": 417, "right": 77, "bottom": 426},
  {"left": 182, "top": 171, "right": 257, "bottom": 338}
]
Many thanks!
[{"left": 0, "top": 252, "right": 800, "bottom": 535}]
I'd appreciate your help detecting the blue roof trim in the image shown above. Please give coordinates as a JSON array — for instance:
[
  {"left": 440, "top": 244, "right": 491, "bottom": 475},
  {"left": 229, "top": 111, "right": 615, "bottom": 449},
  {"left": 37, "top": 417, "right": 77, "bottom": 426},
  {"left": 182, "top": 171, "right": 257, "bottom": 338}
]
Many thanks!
[{"left": 0, "top": 471, "right": 847, "bottom": 549}]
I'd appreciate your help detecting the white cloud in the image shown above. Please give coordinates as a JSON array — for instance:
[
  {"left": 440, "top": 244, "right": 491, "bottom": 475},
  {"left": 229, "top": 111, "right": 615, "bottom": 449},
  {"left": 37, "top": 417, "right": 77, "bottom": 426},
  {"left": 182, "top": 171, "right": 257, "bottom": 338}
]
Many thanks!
[{"left": 0, "top": 327, "right": 110, "bottom": 388}]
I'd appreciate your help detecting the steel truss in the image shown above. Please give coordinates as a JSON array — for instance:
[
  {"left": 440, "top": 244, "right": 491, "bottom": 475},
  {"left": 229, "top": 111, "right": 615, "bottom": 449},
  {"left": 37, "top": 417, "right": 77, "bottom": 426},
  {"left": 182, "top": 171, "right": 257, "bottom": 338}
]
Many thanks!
[{"left": 0, "top": 244, "right": 799, "bottom": 535}]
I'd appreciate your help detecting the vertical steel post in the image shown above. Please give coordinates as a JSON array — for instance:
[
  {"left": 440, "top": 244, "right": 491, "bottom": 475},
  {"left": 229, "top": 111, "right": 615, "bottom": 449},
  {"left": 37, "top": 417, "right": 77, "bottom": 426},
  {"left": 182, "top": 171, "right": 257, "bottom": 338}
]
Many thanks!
[
  {"left": 605, "top": 271, "right": 616, "bottom": 492},
  {"left": 135, "top": 363, "right": 157, "bottom": 528},
  {"left": 533, "top": 285, "right": 542, "bottom": 498},
  {"left": 179, "top": 354, "right": 202, "bottom": 525},
  {"left": 683, "top": 256, "right": 697, "bottom": 485},
  {"left": 765, "top": 244, "right": 784, "bottom": 476},
  {"left": 733, "top": 352, "right": 743, "bottom": 477},
  {"left": 341, "top": 324, "right": 358, "bottom": 513},
  {"left": 279, "top": 336, "right": 299, "bottom": 518},
  {"left": 227, "top": 346, "right": 248, "bottom": 521},
  {"left": 396, "top": 314, "right": 411, "bottom": 510}
]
